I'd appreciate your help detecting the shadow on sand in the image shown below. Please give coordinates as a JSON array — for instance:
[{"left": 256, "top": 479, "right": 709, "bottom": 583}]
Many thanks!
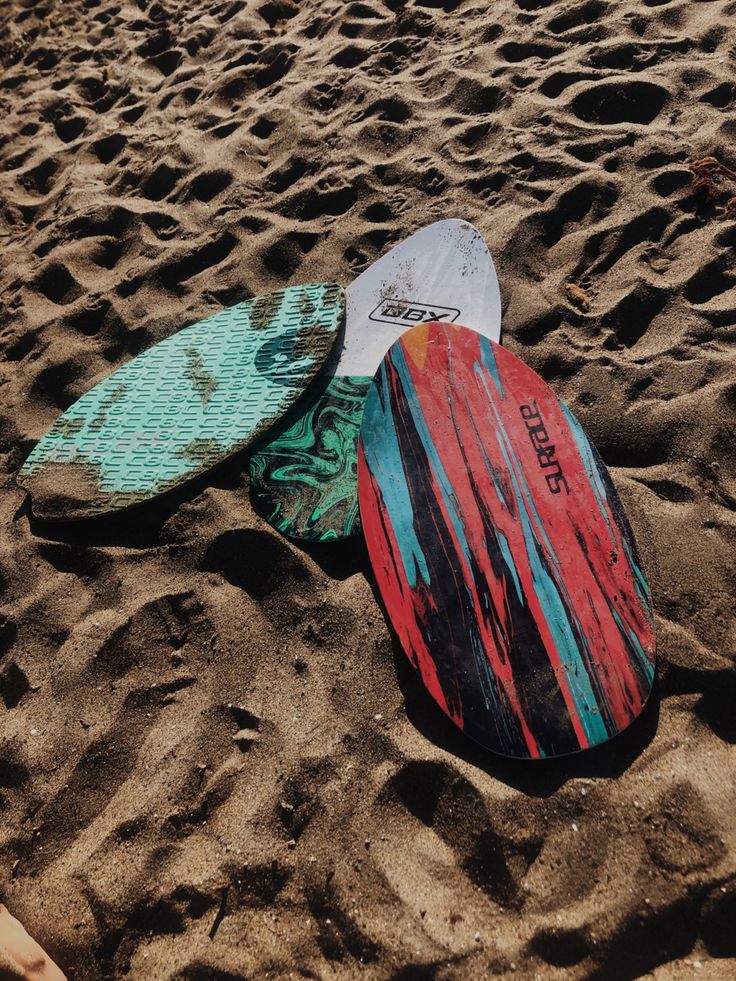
[
  {"left": 361, "top": 559, "right": 659, "bottom": 796},
  {"left": 19, "top": 467, "right": 659, "bottom": 795}
]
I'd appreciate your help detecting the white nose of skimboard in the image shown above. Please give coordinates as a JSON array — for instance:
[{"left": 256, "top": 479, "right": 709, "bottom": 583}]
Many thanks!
[
  {"left": 336, "top": 218, "right": 502, "bottom": 376},
  {"left": 249, "top": 220, "right": 502, "bottom": 542}
]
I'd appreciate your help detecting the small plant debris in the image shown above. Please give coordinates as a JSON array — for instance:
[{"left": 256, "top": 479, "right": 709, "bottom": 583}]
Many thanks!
[
  {"left": 565, "top": 282, "right": 591, "bottom": 311},
  {"left": 688, "top": 156, "right": 736, "bottom": 217}
]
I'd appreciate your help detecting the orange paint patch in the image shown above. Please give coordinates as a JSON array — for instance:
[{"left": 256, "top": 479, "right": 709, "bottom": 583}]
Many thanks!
[{"left": 402, "top": 322, "right": 430, "bottom": 369}]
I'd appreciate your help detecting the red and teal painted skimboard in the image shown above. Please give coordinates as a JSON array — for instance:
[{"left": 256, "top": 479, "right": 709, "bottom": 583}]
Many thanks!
[
  {"left": 19, "top": 284, "right": 344, "bottom": 520},
  {"left": 250, "top": 220, "right": 501, "bottom": 542},
  {"left": 358, "top": 323, "right": 656, "bottom": 758}
]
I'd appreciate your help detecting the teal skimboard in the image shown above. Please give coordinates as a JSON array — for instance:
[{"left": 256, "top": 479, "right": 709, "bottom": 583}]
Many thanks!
[
  {"left": 250, "top": 220, "right": 502, "bottom": 541},
  {"left": 20, "top": 284, "right": 344, "bottom": 520}
]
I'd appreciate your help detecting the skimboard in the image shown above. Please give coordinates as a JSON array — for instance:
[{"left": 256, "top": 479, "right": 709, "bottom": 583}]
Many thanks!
[
  {"left": 358, "top": 322, "right": 656, "bottom": 758},
  {"left": 250, "top": 219, "right": 501, "bottom": 542},
  {"left": 20, "top": 283, "right": 345, "bottom": 520}
]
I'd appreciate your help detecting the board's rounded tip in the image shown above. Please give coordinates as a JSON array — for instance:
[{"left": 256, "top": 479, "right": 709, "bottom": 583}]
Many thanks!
[{"left": 17, "top": 461, "right": 105, "bottom": 522}]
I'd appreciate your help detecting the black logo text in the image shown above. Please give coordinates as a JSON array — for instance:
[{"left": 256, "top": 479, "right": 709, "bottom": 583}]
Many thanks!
[
  {"left": 369, "top": 298, "right": 461, "bottom": 328},
  {"left": 520, "top": 402, "right": 569, "bottom": 495}
]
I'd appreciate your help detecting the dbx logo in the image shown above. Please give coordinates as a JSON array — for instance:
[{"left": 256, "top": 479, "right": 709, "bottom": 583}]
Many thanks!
[{"left": 369, "top": 298, "right": 461, "bottom": 328}]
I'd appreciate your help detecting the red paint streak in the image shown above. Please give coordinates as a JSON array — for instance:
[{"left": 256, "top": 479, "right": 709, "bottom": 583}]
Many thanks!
[
  {"left": 357, "top": 445, "right": 455, "bottom": 724},
  {"left": 410, "top": 325, "right": 653, "bottom": 730},
  {"left": 398, "top": 330, "right": 572, "bottom": 752}
]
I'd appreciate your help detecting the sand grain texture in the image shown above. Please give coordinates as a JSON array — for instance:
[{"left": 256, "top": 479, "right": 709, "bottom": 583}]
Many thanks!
[{"left": 0, "top": 0, "right": 735, "bottom": 978}]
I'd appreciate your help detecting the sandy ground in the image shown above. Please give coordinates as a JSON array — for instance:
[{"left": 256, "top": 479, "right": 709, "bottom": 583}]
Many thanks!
[{"left": 1, "top": 0, "right": 735, "bottom": 978}]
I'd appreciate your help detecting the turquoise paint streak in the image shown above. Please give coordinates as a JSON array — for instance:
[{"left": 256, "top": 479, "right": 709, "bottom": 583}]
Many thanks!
[
  {"left": 478, "top": 336, "right": 505, "bottom": 399},
  {"left": 622, "top": 537, "right": 652, "bottom": 610},
  {"left": 491, "top": 402, "right": 609, "bottom": 746},
  {"left": 561, "top": 403, "right": 616, "bottom": 540},
  {"left": 611, "top": 608, "right": 656, "bottom": 684},
  {"left": 497, "top": 530, "right": 523, "bottom": 605},
  {"left": 361, "top": 365, "right": 430, "bottom": 590},
  {"left": 390, "top": 345, "right": 474, "bottom": 571}
]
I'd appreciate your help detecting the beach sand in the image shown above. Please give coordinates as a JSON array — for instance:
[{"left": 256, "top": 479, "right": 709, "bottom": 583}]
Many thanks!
[{"left": 0, "top": 0, "right": 735, "bottom": 977}]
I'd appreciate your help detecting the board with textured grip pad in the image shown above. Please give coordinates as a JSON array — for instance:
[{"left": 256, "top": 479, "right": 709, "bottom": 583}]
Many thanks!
[
  {"left": 358, "top": 322, "right": 656, "bottom": 758},
  {"left": 19, "top": 283, "right": 344, "bottom": 520},
  {"left": 250, "top": 220, "right": 501, "bottom": 541}
]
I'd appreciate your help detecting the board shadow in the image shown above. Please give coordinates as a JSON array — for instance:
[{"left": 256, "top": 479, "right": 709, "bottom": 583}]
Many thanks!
[
  {"left": 16, "top": 449, "right": 250, "bottom": 550},
  {"left": 293, "top": 534, "right": 370, "bottom": 582},
  {"left": 393, "top": 645, "right": 660, "bottom": 797},
  {"left": 361, "top": 563, "right": 659, "bottom": 795}
]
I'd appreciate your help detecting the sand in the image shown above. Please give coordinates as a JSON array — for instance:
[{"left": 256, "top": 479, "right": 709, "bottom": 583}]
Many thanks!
[{"left": 0, "top": 0, "right": 735, "bottom": 978}]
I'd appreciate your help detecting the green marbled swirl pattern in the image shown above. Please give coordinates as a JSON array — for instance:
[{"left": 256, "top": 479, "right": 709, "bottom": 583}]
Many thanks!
[{"left": 249, "top": 375, "right": 372, "bottom": 541}]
